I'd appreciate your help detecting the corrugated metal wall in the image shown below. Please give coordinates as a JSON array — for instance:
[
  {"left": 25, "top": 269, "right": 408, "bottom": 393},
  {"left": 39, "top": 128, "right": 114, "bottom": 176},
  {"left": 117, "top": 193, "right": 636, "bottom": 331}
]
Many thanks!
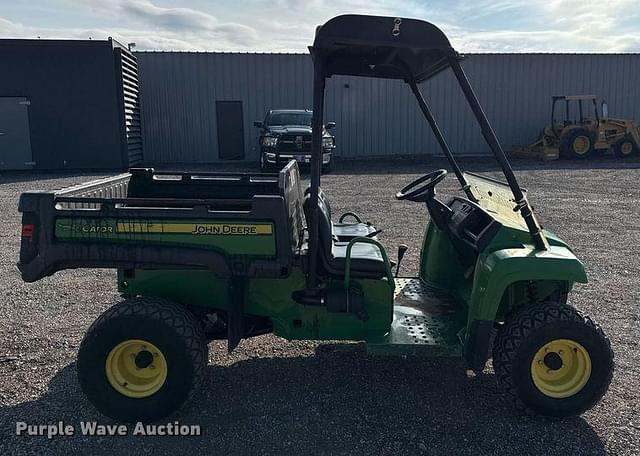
[
  {"left": 116, "top": 47, "right": 144, "bottom": 166},
  {"left": 136, "top": 52, "right": 640, "bottom": 163},
  {"left": 1, "top": 39, "right": 136, "bottom": 170}
]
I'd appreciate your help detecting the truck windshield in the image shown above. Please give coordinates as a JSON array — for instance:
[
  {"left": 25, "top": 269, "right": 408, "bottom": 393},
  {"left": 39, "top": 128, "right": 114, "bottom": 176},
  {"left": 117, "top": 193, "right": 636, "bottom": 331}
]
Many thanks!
[{"left": 266, "top": 112, "right": 312, "bottom": 126}]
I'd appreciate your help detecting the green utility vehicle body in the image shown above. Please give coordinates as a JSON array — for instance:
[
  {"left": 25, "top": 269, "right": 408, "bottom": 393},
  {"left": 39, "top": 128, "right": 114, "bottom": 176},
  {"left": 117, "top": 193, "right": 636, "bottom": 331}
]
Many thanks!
[
  {"left": 18, "top": 161, "right": 586, "bottom": 368},
  {"left": 18, "top": 15, "right": 612, "bottom": 421}
]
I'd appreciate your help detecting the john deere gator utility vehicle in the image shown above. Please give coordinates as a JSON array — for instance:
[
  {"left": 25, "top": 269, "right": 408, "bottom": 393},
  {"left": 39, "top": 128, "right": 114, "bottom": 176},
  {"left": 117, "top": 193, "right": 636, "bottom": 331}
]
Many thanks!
[{"left": 18, "top": 15, "right": 613, "bottom": 422}]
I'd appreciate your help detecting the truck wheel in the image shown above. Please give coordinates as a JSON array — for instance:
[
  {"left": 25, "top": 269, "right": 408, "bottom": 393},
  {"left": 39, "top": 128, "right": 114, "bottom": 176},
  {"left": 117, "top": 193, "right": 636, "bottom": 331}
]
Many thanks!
[
  {"left": 322, "top": 159, "right": 333, "bottom": 174},
  {"left": 259, "top": 152, "right": 269, "bottom": 172},
  {"left": 77, "top": 297, "right": 208, "bottom": 422},
  {"left": 613, "top": 137, "right": 637, "bottom": 158},
  {"left": 492, "top": 302, "right": 613, "bottom": 417},
  {"left": 559, "top": 129, "right": 595, "bottom": 159}
]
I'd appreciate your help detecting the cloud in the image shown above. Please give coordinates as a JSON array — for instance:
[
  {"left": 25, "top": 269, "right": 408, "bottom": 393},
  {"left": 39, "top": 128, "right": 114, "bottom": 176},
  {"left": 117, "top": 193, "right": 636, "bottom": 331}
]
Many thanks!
[
  {"left": 119, "top": 0, "right": 259, "bottom": 47},
  {"left": 122, "top": 0, "right": 218, "bottom": 31},
  {"left": 1, "top": 0, "right": 639, "bottom": 52},
  {"left": 439, "top": 0, "right": 640, "bottom": 52},
  {"left": 0, "top": 0, "right": 260, "bottom": 50}
]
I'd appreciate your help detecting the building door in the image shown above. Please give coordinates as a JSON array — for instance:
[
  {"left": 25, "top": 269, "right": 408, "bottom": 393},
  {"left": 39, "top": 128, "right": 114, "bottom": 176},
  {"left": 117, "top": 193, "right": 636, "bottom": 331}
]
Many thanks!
[
  {"left": 216, "top": 101, "right": 245, "bottom": 160},
  {"left": 0, "top": 97, "right": 33, "bottom": 170}
]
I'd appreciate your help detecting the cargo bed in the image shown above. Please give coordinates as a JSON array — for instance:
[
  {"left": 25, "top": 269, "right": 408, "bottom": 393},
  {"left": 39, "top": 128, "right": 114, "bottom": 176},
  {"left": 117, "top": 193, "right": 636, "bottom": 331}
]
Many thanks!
[{"left": 18, "top": 161, "right": 304, "bottom": 282}]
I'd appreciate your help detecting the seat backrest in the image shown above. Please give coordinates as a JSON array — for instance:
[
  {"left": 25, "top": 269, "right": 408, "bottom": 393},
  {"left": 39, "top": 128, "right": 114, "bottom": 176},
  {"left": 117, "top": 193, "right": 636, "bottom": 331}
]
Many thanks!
[
  {"left": 304, "top": 186, "right": 332, "bottom": 221},
  {"left": 318, "top": 189, "right": 332, "bottom": 220},
  {"left": 278, "top": 161, "right": 305, "bottom": 250},
  {"left": 303, "top": 191, "right": 335, "bottom": 258},
  {"left": 316, "top": 196, "right": 334, "bottom": 256}
]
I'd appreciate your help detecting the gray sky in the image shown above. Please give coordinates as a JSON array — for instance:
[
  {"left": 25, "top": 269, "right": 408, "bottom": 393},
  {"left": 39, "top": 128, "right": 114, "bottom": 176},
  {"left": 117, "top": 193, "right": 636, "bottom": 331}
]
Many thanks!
[{"left": 2, "top": 0, "right": 639, "bottom": 52}]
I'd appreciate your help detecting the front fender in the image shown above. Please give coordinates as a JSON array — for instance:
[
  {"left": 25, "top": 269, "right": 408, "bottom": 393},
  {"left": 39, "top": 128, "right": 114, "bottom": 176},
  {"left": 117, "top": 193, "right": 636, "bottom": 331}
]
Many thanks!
[
  {"left": 469, "top": 245, "right": 587, "bottom": 322},
  {"left": 463, "top": 245, "right": 587, "bottom": 369}
]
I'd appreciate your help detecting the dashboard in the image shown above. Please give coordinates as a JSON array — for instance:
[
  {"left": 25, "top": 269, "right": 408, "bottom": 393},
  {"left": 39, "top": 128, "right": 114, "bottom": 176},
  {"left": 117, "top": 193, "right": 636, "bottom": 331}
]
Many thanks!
[{"left": 447, "top": 198, "right": 502, "bottom": 252}]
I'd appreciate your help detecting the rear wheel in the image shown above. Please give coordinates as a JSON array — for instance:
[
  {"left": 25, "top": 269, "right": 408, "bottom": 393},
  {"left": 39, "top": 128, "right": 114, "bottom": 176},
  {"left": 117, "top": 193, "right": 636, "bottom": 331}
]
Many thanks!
[
  {"left": 77, "top": 297, "right": 208, "bottom": 422},
  {"left": 559, "top": 129, "right": 595, "bottom": 159},
  {"left": 613, "top": 137, "right": 637, "bottom": 158},
  {"left": 492, "top": 302, "right": 613, "bottom": 417}
]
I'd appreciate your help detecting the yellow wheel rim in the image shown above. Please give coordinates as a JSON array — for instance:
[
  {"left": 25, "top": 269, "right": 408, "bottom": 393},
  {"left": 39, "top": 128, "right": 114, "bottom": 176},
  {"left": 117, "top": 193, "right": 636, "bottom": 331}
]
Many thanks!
[
  {"left": 621, "top": 141, "right": 633, "bottom": 155},
  {"left": 530, "top": 339, "right": 591, "bottom": 398},
  {"left": 573, "top": 136, "right": 590, "bottom": 155},
  {"left": 105, "top": 339, "right": 168, "bottom": 399}
]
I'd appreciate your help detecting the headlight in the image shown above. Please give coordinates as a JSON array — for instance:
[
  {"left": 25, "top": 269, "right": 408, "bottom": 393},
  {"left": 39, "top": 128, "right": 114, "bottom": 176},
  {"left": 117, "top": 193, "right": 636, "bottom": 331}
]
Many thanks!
[
  {"left": 322, "top": 137, "right": 334, "bottom": 148},
  {"left": 262, "top": 136, "right": 278, "bottom": 147}
]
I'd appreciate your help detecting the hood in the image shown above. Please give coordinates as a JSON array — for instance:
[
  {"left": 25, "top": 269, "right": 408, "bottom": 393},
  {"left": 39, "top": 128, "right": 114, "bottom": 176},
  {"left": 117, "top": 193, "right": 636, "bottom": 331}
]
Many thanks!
[{"left": 266, "top": 125, "right": 313, "bottom": 134}]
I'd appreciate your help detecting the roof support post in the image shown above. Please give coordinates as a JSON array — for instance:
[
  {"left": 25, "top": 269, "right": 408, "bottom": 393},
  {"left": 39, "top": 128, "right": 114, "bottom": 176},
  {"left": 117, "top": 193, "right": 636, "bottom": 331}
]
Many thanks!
[
  {"left": 408, "top": 79, "right": 471, "bottom": 198},
  {"left": 307, "top": 54, "right": 326, "bottom": 289},
  {"left": 579, "top": 99, "right": 584, "bottom": 123},
  {"left": 449, "top": 58, "right": 549, "bottom": 251},
  {"left": 551, "top": 97, "right": 559, "bottom": 137},
  {"left": 592, "top": 98, "right": 600, "bottom": 123}
]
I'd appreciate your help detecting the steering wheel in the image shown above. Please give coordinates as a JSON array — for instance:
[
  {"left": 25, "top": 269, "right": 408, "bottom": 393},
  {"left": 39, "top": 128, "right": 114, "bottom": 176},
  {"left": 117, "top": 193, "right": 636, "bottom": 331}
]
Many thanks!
[{"left": 395, "top": 169, "right": 447, "bottom": 202}]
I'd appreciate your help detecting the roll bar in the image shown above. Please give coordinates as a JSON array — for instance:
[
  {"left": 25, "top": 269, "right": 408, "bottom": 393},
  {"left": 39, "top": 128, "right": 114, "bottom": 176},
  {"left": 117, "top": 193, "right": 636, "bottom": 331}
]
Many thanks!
[
  {"left": 306, "top": 14, "right": 548, "bottom": 290},
  {"left": 551, "top": 95, "right": 600, "bottom": 137}
]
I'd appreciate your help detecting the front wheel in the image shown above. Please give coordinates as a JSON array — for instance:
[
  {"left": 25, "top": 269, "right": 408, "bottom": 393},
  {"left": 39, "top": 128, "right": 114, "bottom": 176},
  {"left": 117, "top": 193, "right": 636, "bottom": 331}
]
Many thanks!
[
  {"left": 492, "top": 302, "right": 613, "bottom": 417},
  {"left": 77, "top": 297, "right": 208, "bottom": 422},
  {"left": 322, "top": 158, "right": 333, "bottom": 174},
  {"left": 613, "top": 137, "right": 638, "bottom": 158},
  {"left": 259, "top": 152, "right": 271, "bottom": 172}
]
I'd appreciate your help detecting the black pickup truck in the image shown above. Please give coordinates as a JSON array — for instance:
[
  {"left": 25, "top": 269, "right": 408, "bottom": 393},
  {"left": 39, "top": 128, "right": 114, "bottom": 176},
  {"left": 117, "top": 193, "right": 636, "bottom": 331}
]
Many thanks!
[{"left": 254, "top": 109, "right": 336, "bottom": 172}]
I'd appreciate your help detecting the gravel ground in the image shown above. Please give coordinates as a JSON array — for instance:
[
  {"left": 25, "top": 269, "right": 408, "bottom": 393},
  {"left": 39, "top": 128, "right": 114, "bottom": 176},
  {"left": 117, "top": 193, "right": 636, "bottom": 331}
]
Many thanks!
[{"left": 0, "top": 158, "right": 639, "bottom": 455}]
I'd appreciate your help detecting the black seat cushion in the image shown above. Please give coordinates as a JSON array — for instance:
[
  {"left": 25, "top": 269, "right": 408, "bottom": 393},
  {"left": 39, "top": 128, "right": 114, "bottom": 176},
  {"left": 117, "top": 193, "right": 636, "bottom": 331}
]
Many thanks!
[
  {"left": 329, "top": 242, "right": 387, "bottom": 275},
  {"left": 332, "top": 222, "right": 377, "bottom": 239},
  {"left": 303, "top": 187, "right": 378, "bottom": 241},
  {"left": 303, "top": 187, "right": 388, "bottom": 278},
  {"left": 316, "top": 197, "right": 388, "bottom": 278}
]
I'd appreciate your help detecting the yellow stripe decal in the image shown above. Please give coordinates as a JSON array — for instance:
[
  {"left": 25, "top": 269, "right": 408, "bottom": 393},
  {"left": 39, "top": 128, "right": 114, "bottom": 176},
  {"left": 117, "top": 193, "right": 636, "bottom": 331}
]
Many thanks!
[{"left": 116, "top": 222, "right": 273, "bottom": 235}]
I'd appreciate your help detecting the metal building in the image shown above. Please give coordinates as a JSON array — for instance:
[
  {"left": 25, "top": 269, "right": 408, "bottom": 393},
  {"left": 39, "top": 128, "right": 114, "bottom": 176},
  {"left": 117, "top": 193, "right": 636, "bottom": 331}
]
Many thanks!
[
  {"left": 136, "top": 52, "right": 640, "bottom": 163},
  {"left": 0, "top": 38, "right": 142, "bottom": 170},
  {"left": 136, "top": 52, "right": 640, "bottom": 164}
]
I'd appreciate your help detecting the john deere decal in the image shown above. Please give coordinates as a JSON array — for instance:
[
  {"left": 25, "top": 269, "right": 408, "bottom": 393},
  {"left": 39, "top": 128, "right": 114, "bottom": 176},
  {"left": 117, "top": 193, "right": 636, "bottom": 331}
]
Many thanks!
[{"left": 115, "top": 222, "right": 273, "bottom": 235}]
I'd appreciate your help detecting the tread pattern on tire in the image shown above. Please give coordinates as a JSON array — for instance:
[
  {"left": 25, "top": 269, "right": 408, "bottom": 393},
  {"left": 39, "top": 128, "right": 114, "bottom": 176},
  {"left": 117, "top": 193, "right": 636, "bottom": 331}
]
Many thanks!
[
  {"left": 492, "top": 302, "right": 614, "bottom": 416},
  {"left": 78, "top": 297, "right": 208, "bottom": 415},
  {"left": 559, "top": 129, "right": 595, "bottom": 159},
  {"left": 613, "top": 136, "right": 638, "bottom": 158}
]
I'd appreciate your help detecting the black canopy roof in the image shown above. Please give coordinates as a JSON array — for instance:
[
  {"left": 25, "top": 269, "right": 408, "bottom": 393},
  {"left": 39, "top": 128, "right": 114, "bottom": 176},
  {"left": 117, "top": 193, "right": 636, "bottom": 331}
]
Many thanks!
[{"left": 310, "top": 14, "right": 461, "bottom": 82}]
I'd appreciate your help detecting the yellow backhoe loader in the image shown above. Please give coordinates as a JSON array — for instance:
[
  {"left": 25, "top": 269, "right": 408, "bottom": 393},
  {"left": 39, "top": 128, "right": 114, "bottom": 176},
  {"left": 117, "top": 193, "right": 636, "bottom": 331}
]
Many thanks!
[{"left": 512, "top": 95, "right": 640, "bottom": 160}]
